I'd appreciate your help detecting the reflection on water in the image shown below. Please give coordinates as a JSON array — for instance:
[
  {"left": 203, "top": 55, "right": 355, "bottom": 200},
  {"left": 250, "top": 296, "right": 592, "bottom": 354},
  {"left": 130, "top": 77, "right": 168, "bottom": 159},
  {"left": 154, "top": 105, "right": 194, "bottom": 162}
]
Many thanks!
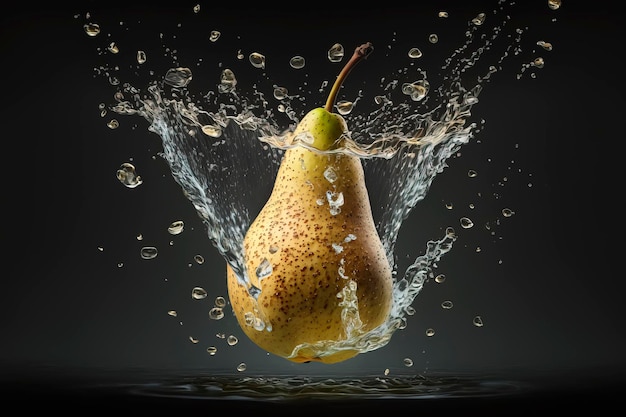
[{"left": 125, "top": 372, "right": 525, "bottom": 401}]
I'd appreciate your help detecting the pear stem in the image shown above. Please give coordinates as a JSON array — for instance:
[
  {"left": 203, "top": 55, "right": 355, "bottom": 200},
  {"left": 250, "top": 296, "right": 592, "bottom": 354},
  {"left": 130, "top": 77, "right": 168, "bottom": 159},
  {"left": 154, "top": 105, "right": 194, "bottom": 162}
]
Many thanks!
[{"left": 324, "top": 42, "right": 374, "bottom": 112}]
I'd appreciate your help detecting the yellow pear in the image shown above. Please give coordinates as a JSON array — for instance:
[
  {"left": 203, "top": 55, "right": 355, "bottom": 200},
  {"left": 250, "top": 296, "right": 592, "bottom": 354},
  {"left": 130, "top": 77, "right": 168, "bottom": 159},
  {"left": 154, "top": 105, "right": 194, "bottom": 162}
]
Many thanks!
[{"left": 227, "top": 43, "right": 393, "bottom": 364}]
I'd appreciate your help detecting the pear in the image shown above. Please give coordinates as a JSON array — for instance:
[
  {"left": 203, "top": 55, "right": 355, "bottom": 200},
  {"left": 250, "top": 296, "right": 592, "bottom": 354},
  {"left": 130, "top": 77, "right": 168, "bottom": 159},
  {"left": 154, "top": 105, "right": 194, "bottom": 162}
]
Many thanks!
[{"left": 227, "top": 43, "right": 393, "bottom": 364}]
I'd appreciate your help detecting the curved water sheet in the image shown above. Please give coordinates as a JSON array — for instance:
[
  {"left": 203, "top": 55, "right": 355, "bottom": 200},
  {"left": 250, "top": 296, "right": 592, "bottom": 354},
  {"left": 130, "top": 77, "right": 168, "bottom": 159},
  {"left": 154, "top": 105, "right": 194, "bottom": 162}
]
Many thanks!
[{"left": 91, "top": 0, "right": 557, "bottom": 361}]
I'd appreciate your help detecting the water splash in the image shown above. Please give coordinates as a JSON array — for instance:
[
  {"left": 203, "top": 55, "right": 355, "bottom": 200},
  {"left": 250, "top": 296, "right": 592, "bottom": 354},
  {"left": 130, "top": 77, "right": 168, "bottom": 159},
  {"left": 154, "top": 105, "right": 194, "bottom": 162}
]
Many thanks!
[{"left": 85, "top": 1, "right": 557, "bottom": 361}]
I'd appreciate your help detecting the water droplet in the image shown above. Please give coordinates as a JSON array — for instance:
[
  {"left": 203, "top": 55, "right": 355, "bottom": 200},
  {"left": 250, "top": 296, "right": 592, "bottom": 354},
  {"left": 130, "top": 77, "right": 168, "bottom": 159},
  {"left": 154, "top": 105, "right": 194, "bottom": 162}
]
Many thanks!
[
  {"left": 336, "top": 100, "right": 353, "bottom": 115},
  {"left": 209, "top": 307, "right": 224, "bottom": 320},
  {"left": 548, "top": 0, "right": 561, "bottom": 10},
  {"left": 167, "top": 310, "right": 177, "bottom": 317},
  {"left": 323, "top": 167, "right": 338, "bottom": 183},
  {"left": 236, "top": 362, "right": 247, "bottom": 372},
  {"left": 167, "top": 220, "right": 184, "bottom": 235},
  {"left": 136, "top": 50, "right": 147, "bottom": 64},
  {"left": 289, "top": 55, "right": 305, "bottom": 69},
  {"left": 249, "top": 52, "right": 265, "bottom": 69},
  {"left": 468, "top": 169, "right": 478, "bottom": 177},
  {"left": 189, "top": 336, "right": 199, "bottom": 344},
  {"left": 193, "top": 4, "right": 200, "bottom": 13},
  {"left": 209, "top": 30, "right": 220, "bottom": 42},
  {"left": 268, "top": 245, "right": 279, "bottom": 254},
  {"left": 218, "top": 68, "right": 237, "bottom": 93},
  {"left": 164, "top": 67, "right": 193, "bottom": 88},
  {"left": 201, "top": 124, "right": 222, "bottom": 138},
  {"left": 408, "top": 47, "right": 422, "bottom": 59},
  {"left": 405, "top": 305, "right": 416, "bottom": 315},
  {"left": 426, "top": 328, "right": 435, "bottom": 337},
  {"left": 255, "top": 258, "right": 272, "bottom": 280},
  {"left": 441, "top": 300, "right": 454, "bottom": 309},
  {"left": 473, "top": 315, "right": 484, "bottom": 327},
  {"left": 116, "top": 162, "right": 142, "bottom": 188},
  {"left": 537, "top": 40, "right": 553, "bottom": 51},
  {"left": 502, "top": 208, "right": 515, "bottom": 217},
  {"left": 472, "top": 13, "right": 486, "bottom": 26},
  {"left": 107, "top": 119, "right": 119, "bottom": 129},
  {"left": 327, "top": 43, "right": 344, "bottom": 62},
  {"left": 428, "top": 34, "right": 439, "bottom": 44},
  {"left": 215, "top": 296, "right": 226, "bottom": 307},
  {"left": 140, "top": 246, "right": 158, "bottom": 260},
  {"left": 192, "top": 287, "right": 207, "bottom": 299},
  {"left": 460, "top": 217, "right": 474, "bottom": 229},
  {"left": 531, "top": 57, "right": 545, "bottom": 68},
  {"left": 227, "top": 335, "right": 238, "bottom": 346},
  {"left": 384, "top": 368, "right": 390, "bottom": 376},
  {"left": 403, "top": 358, "right": 414, "bottom": 367},
  {"left": 194, "top": 254, "right": 205, "bottom": 265},
  {"left": 438, "top": 11, "right": 449, "bottom": 18},
  {"left": 107, "top": 42, "right": 119, "bottom": 54},
  {"left": 83, "top": 23, "right": 100, "bottom": 37},
  {"left": 273, "top": 86, "right": 288, "bottom": 100},
  {"left": 206, "top": 346, "right": 217, "bottom": 355},
  {"left": 326, "top": 191, "right": 344, "bottom": 216},
  {"left": 402, "top": 80, "right": 430, "bottom": 102},
  {"left": 435, "top": 274, "right": 446, "bottom": 283}
]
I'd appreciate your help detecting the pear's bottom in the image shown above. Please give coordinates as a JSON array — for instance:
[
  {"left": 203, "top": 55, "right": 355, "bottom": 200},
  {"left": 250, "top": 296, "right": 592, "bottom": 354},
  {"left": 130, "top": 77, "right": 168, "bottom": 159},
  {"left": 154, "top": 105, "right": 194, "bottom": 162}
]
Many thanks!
[{"left": 226, "top": 265, "right": 390, "bottom": 365}]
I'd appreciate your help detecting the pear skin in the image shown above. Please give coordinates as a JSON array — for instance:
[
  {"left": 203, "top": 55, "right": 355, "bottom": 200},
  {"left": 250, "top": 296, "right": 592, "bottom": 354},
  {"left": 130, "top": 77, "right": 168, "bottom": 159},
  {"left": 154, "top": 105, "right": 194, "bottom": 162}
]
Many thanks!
[{"left": 227, "top": 107, "right": 393, "bottom": 364}]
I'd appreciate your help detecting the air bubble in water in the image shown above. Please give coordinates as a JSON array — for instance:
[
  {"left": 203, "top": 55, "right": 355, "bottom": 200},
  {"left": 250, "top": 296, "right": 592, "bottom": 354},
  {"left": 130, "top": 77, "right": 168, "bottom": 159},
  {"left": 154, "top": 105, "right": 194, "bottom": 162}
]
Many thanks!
[
  {"left": 116, "top": 163, "right": 142, "bottom": 188},
  {"left": 140, "top": 246, "right": 158, "bottom": 260}
]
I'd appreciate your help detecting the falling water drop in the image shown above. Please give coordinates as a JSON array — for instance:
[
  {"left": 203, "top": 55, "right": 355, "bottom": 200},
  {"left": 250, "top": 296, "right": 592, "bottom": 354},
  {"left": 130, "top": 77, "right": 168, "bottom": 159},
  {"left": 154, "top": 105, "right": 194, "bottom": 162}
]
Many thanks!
[
  {"left": 167, "top": 220, "right": 184, "bottom": 235},
  {"left": 209, "top": 30, "right": 220, "bottom": 42},
  {"left": 192, "top": 287, "right": 207, "bottom": 299},
  {"left": 116, "top": 163, "right": 142, "bottom": 188},
  {"left": 327, "top": 43, "right": 344, "bottom": 62},
  {"left": 289, "top": 56, "right": 305, "bottom": 69},
  {"left": 460, "top": 217, "right": 474, "bottom": 229},
  {"left": 83, "top": 23, "right": 100, "bottom": 37},
  {"left": 140, "top": 246, "right": 158, "bottom": 260},
  {"left": 249, "top": 52, "right": 265, "bottom": 69},
  {"left": 408, "top": 47, "right": 423, "bottom": 58}
]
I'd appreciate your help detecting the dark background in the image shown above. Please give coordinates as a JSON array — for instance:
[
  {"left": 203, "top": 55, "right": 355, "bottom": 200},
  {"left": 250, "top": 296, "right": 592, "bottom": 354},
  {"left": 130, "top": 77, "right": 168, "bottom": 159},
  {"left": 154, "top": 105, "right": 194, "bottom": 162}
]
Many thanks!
[{"left": 1, "top": 0, "right": 623, "bottom": 413}]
